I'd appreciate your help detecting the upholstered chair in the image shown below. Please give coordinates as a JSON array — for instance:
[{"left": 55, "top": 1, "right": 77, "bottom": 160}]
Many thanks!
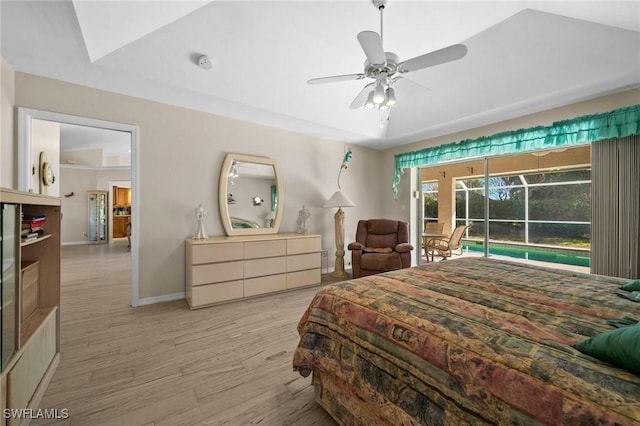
[{"left": 347, "top": 219, "right": 414, "bottom": 278}]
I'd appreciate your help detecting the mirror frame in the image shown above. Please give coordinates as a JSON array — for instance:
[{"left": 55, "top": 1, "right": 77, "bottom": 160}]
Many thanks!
[{"left": 218, "top": 153, "right": 283, "bottom": 236}]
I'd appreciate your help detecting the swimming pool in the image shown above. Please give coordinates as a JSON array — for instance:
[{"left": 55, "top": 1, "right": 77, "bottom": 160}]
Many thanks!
[{"left": 462, "top": 240, "right": 590, "bottom": 267}]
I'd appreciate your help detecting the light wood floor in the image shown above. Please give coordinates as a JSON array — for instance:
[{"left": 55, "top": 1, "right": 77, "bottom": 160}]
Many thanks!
[{"left": 33, "top": 240, "right": 336, "bottom": 426}]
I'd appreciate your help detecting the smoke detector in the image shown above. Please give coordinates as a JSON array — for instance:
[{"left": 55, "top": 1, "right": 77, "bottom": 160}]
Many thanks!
[{"left": 197, "top": 55, "right": 213, "bottom": 70}]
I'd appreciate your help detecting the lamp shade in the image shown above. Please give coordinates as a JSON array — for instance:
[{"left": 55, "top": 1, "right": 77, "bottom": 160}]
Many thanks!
[
  {"left": 373, "top": 83, "right": 385, "bottom": 104},
  {"left": 324, "top": 190, "right": 356, "bottom": 208},
  {"left": 364, "top": 91, "right": 375, "bottom": 109},
  {"left": 386, "top": 87, "right": 397, "bottom": 106}
]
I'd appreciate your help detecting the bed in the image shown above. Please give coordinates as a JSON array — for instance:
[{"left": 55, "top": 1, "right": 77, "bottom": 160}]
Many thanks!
[{"left": 292, "top": 257, "right": 640, "bottom": 425}]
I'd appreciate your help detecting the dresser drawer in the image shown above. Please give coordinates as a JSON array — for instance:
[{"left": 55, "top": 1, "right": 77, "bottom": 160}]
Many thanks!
[
  {"left": 245, "top": 240, "right": 286, "bottom": 259},
  {"left": 244, "top": 274, "right": 286, "bottom": 297},
  {"left": 192, "top": 261, "right": 243, "bottom": 285},
  {"left": 287, "top": 253, "right": 320, "bottom": 272},
  {"left": 287, "top": 268, "right": 321, "bottom": 289},
  {"left": 190, "top": 281, "right": 243, "bottom": 307},
  {"left": 244, "top": 257, "right": 286, "bottom": 279},
  {"left": 191, "top": 242, "right": 244, "bottom": 264},
  {"left": 287, "top": 236, "right": 321, "bottom": 255}
]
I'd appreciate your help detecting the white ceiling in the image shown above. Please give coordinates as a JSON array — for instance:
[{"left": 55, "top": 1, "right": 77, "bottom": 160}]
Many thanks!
[
  {"left": 59, "top": 123, "right": 131, "bottom": 158},
  {"left": 2, "top": 1, "right": 639, "bottom": 152}
]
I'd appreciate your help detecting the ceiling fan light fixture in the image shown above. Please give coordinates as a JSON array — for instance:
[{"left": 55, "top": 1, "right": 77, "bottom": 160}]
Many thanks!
[
  {"left": 373, "top": 82, "right": 385, "bottom": 104},
  {"left": 385, "top": 87, "right": 397, "bottom": 106},
  {"left": 364, "top": 91, "right": 376, "bottom": 109}
]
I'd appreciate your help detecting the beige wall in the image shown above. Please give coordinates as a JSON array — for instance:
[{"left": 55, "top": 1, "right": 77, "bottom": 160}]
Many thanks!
[
  {"left": 382, "top": 88, "right": 640, "bottom": 248},
  {"left": 9, "top": 71, "right": 381, "bottom": 300},
  {"left": 59, "top": 167, "right": 99, "bottom": 243},
  {"left": 1, "top": 58, "right": 15, "bottom": 188}
]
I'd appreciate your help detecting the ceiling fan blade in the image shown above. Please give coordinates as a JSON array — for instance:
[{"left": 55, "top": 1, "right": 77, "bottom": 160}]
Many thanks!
[
  {"left": 307, "top": 73, "right": 366, "bottom": 85},
  {"left": 391, "top": 76, "right": 431, "bottom": 93},
  {"left": 349, "top": 83, "right": 375, "bottom": 109},
  {"left": 357, "top": 31, "right": 386, "bottom": 65},
  {"left": 398, "top": 44, "right": 468, "bottom": 73}
]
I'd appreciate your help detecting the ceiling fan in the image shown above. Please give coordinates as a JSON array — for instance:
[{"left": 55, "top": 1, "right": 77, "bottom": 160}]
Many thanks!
[{"left": 308, "top": 0, "right": 468, "bottom": 111}]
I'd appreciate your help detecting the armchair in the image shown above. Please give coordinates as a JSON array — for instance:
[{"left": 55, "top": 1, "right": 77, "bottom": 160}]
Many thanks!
[{"left": 347, "top": 219, "right": 414, "bottom": 278}]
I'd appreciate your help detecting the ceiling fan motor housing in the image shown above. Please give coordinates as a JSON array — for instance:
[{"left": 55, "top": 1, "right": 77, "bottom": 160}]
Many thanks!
[
  {"left": 372, "top": 0, "right": 387, "bottom": 10},
  {"left": 364, "top": 52, "right": 398, "bottom": 79}
]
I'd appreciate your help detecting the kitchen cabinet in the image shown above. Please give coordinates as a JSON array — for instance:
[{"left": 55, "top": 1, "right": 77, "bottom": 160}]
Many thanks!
[
  {"left": 112, "top": 186, "right": 131, "bottom": 239},
  {"left": 113, "top": 186, "right": 130, "bottom": 207},
  {"left": 113, "top": 216, "right": 129, "bottom": 238}
]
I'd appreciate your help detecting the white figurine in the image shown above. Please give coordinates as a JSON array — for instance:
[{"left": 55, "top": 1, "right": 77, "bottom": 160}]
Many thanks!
[
  {"left": 194, "top": 203, "right": 208, "bottom": 239},
  {"left": 296, "top": 205, "right": 311, "bottom": 234}
]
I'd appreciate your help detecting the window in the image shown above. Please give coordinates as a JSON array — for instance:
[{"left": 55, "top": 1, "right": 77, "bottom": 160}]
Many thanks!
[
  {"left": 423, "top": 182, "right": 438, "bottom": 223},
  {"left": 443, "top": 168, "right": 591, "bottom": 248}
]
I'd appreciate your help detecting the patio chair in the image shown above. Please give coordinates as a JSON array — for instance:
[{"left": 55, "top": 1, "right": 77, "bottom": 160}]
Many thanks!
[
  {"left": 428, "top": 225, "right": 470, "bottom": 261},
  {"left": 423, "top": 222, "right": 445, "bottom": 257}
]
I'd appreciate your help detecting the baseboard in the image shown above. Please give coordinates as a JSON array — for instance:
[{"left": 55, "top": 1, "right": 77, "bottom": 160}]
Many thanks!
[
  {"left": 61, "top": 241, "right": 123, "bottom": 246},
  {"left": 61, "top": 241, "right": 89, "bottom": 246},
  {"left": 137, "top": 292, "right": 185, "bottom": 306}
]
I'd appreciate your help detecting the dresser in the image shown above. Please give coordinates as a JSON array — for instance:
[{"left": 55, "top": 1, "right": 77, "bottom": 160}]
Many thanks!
[{"left": 185, "top": 233, "right": 321, "bottom": 309}]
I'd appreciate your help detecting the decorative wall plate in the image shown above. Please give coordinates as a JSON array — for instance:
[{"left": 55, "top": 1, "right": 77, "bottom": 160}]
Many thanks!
[{"left": 39, "top": 151, "right": 55, "bottom": 194}]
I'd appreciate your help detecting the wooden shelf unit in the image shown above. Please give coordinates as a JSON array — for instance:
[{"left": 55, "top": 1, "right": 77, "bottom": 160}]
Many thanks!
[
  {"left": 1, "top": 188, "right": 61, "bottom": 426},
  {"left": 185, "top": 233, "right": 321, "bottom": 309}
]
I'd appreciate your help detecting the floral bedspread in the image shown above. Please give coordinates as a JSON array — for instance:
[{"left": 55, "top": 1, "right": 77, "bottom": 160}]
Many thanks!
[{"left": 293, "top": 257, "right": 640, "bottom": 425}]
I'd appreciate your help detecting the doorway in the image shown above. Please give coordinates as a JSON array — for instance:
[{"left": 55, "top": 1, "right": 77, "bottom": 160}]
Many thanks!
[{"left": 18, "top": 107, "right": 140, "bottom": 307}]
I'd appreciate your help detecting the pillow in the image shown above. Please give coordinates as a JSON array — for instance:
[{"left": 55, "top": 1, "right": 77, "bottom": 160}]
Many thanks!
[
  {"left": 621, "top": 279, "right": 640, "bottom": 291},
  {"left": 572, "top": 324, "right": 640, "bottom": 374},
  {"left": 617, "top": 291, "right": 640, "bottom": 303},
  {"left": 363, "top": 247, "right": 393, "bottom": 254}
]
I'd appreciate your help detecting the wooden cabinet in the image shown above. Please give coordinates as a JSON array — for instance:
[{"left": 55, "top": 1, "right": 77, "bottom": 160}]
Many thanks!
[
  {"left": 112, "top": 186, "right": 130, "bottom": 207},
  {"left": 0, "top": 189, "right": 61, "bottom": 426},
  {"left": 113, "top": 216, "right": 128, "bottom": 238},
  {"left": 112, "top": 186, "right": 130, "bottom": 239},
  {"left": 185, "top": 234, "right": 321, "bottom": 309}
]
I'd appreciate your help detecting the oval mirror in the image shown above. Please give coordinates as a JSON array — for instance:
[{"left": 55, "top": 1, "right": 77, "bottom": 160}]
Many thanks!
[{"left": 218, "top": 153, "right": 283, "bottom": 236}]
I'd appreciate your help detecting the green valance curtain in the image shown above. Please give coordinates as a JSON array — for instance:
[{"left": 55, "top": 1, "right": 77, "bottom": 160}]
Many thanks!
[{"left": 393, "top": 104, "right": 640, "bottom": 197}]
